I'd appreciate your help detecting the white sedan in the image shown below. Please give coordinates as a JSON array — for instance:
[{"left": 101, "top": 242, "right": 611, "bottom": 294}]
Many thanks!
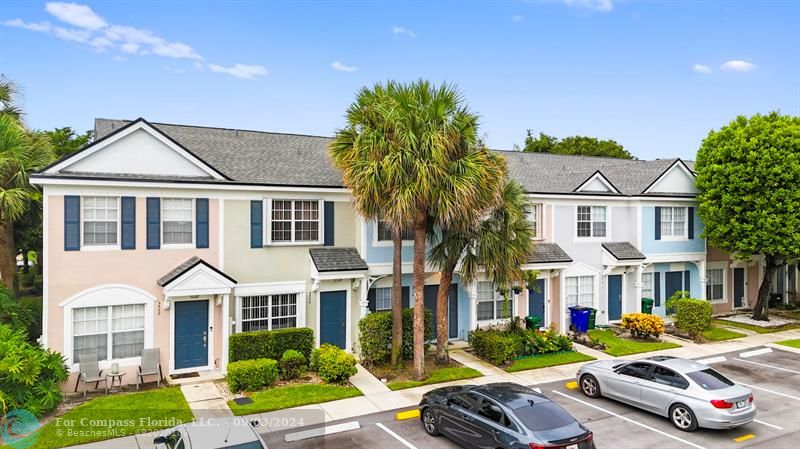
[{"left": 154, "top": 417, "right": 267, "bottom": 449}]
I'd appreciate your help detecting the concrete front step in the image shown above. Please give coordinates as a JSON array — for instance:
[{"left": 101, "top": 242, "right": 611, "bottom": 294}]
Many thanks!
[{"left": 166, "top": 370, "right": 224, "bottom": 386}]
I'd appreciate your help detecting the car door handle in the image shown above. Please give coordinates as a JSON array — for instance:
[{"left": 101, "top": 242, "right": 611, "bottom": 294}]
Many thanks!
[{"left": 461, "top": 414, "right": 472, "bottom": 421}]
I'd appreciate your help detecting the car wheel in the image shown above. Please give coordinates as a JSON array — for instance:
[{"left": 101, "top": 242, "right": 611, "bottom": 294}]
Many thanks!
[
  {"left": 422, "top": 407, "right": 439, "bottom": 436},
  {"left": 669, "top": 403, "right": 698, "bottom": 432},
  {"left": 580, "top": 375, "right": 601, "bottom": 398}
]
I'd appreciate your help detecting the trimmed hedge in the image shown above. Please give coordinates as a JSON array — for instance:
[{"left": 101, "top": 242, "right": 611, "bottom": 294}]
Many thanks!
[
  {"left": 279, "top": 350, "right": 307, "bottom": 380},
  {"left": 621, "top": 313, "right": 665, "bottom": 338},
  {"left": 675, "top": 298, "right": 712, "bottom": 338},
  {"left": 227, "top": 358, "right": 279, "bottom": 392},
  {"left": 229, "top": 327, "right": 314, "bottom": 362},
  {"left": 311, "top": 344, "right": 357, "bottom": 384},
  {"left": 358, "top": 308, "right": 433, "bottom": 366},
  {"left": 469, "top": 328, "right": 518, "bottom": 365}
]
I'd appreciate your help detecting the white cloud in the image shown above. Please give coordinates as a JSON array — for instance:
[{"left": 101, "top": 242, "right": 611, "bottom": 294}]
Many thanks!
[
  {"left": 692, "top": 64, "right": 712, "bottom": 74},
  {"left": 45, "top": 2, "right": 107, "bottom": 30},
  {"left": 112, "top": 55, "right": 126, "bottom": 62},
  {"left": 3, "top": 18, "right": 52, "bottom": 33},
  {"left": 562, "top": 0, "right": 613, "bottom": 12},
  {"left": 120, "top": 42, "right": 139, "bottom": 54},
  {"left": 721, "top": 60, "right": 757, "bottom": 72},
  {"left": 331, "top": 61, "right": 358, "bottom": 72},
  {"left": 208, "top": 63, "right": 268, "bottom": 80},
  {"left": 511, "top": 15, "right": 524, "bottom": 22},
  {"left": 391, "top": 26, "right": 416, "bottom": 38},
  {"left": 164, "top": 66, "right": 186, "bottom": 74}
]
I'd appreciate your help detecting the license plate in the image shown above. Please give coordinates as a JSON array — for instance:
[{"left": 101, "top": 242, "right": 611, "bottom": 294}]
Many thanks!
[
  {"left": 736, "top": 401, "right": 746, "bottom": 408},
  {"left": 566, "top": 445, "right": 579, "bottom": 449}
]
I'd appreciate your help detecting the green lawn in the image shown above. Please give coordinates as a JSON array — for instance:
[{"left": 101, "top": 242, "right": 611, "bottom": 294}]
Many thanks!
[
  {"left": 506, "top": 351, "right": 596, "bottom": 373},
  {"left": 701, "top": 326, "right": 747, "bottom": 342},
  {"left": 587, "top": 329, "right": 681, "bottom": 357},
  {"left": 388, "top": 366, "right": 483, "bottom": 391},
  {"left": 3, "top": 387, "right": 193, "bottom": 449},
  {"left": 228, "top": 384, "right": 362, "bottom": 416},
  {"left": 775, "top": 339, "right": 800, "bottom": 349},
  {"left": 712, "top": 318, "right": 800, "bottom": 334}
]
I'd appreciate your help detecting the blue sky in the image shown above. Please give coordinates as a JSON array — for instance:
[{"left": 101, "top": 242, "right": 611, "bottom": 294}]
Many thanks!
[{"left": 1, "top": 1, "right": 798, "bottom": 159}]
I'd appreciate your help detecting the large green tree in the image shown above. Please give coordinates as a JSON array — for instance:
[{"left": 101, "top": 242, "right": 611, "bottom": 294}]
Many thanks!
[
  {"left": 695, "top": 112, "right": 800, "bottom": 320},
  {"left": 521, "top": 130, "right": 634, "bottom": 159},
  {"left": 428, "top": 179, "right": 534, "bottom": 363}
]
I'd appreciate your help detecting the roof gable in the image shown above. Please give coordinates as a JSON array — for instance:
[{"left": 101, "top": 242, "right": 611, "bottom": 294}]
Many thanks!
[
  {"left": 44, "top": 119, "right": 227, "bottom": 180},
  {"left": 574, "top": 171, "right": 621, "bottom": 194},
  {"left": 643, "top": 160, "right": 697, "bottom": 195}
]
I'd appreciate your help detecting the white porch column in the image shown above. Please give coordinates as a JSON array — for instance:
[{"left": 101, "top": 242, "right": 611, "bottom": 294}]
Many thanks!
[
  {"left": 358, "top": 278, "right": 369, "bottom": 319},
  {"left": 467, "top": 281, "right": 478, "bottom": 330},
  {"left": 635, "top": 264, "right": 643, "bottom": 313},
  {"left": 221, "top": 293, "right": 230, "bottom": 373},
  {"left": 698, "top": 259, "right": 707, "bottom": 300}
]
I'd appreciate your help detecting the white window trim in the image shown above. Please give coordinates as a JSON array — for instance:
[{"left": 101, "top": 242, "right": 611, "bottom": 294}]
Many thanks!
[
  {"left": 660, "top": 206, "right": 689, "bottom": 241},
  {"left": 706, "top": 262, "right": 728, "bottom": 304},
  {"left": 559, "top": 263, "right": 601, "bottom": 331},
  {"left": 80, "top": 196, "right": 121, "bottom": 251},
  {"left": 530, "top": 203, "right": 544, "bottom": 241},
  {"left": 374, "top": 287, "right": 393, "bottom": 311},
  {"left": 476, "top": 281, "right": 514, "bottom": 324},
  {"left": 61, "top": 284, "right": 155, "bottom": 371},
  {"left": 264, "top": 199, "right": 324, "bottom": 246},
  {"left": 373, "top": 220, "right": 414, "bottom": 247},
  {"left": 234, "top": 281, "right": 307, "bottom": 334},
  {"left": 574, "top": 205, "right": 610, "bottom": 241},
  {"left": 161, "top": 197, "right": 195, "bottom": 249},
  {"left": 238, "top": 293, "right": 300, "bottom": 332},
  {"left": 641, "top": 272, "right": 654, "bottom": 299}
]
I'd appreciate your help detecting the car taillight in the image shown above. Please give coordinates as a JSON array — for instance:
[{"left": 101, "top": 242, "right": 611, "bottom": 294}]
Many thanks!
[
  {"left": 529, "top": 432, "right": 593, "bottom": 449},
  {"left": 749, "top": 395, "right": 754, "bottom": 403},
  {"left": 710, "top": 399, "right": 734, "bottom": 409}
]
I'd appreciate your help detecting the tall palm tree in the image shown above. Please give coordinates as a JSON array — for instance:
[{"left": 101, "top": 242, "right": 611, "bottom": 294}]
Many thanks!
[
  {"left": 0, "top": 77, "right": 22, "bottom": 120},
  {"left": 0, "top": 115, "right": 54, "bottom": 290},
  {"left": 428, "top": 179, "right": 534, "bottom": 363}
]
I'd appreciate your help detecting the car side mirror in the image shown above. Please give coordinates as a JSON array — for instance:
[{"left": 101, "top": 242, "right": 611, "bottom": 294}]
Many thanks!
[{"left": 153, "top": 436, "right": 167, "bottom": 445}]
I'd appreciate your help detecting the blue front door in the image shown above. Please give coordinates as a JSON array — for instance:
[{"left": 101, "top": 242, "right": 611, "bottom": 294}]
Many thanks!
[
  {"left": 665, "top": 271, "right": 683, "bottom": 301},
  {"left": 320, "top": 291, "right": 347, "bottom": 349},
  {"left": 174, "top": 300, "right": 208, "bottom": 370},
  {"left": 528, "top": 278, "right": 546, "bottom": 322},
  {"left": 423, "top": 284, "right": 459, "bottom": 339},
  {"left": 607, "top": 275, "right": 622, "bottom": 321}
]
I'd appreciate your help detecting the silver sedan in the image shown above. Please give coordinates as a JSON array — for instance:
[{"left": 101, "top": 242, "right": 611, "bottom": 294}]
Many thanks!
[{"left": 576, "top": 355, "right": 755, "bottom": 431}]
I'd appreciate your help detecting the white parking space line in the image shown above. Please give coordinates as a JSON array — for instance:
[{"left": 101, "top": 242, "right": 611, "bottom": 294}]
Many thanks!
[
  {"left": 284, "top": 421, "right": 360, "bottom": 442},
  {"left": 733, "top": 358, "right": 800, "bottom": 375},
  {"left": 753, "top": 419, "right": 784, "bottom": 431},
  {"left": 376, "top": 422, "right": 418, "bottom": 449},
  {"left": 739, "top": 348, "right": 772, "bottom": 358},
  {"left": 696, "top": 356, "right": 726, "bottom": 365},
  {"left": 735, "top": 382, "right": 800, "bottom": 401},
  {"left": 551, "top": 390, "right": 707, "bottom": 449}
]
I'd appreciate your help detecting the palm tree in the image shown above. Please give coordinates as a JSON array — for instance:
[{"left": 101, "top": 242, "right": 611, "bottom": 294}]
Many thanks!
[
  {"left": 0, "top": 115, "right": 54, "bottom": 290},
  {"left": 0, "top": 76, "right": 22, "bottom": 120},
  {"left": 428, "top": 179, "right": 534, "bottom": 363}
]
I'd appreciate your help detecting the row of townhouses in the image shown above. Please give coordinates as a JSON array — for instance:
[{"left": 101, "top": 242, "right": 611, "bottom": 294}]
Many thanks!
[{"left": 30, "top": 118, "right": 799, "bottom": 387}]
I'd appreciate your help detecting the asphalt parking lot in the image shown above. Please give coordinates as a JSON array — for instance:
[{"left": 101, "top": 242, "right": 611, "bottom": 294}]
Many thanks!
[{"left": 259, "top": 346, "right": 800, "bottom": 449}]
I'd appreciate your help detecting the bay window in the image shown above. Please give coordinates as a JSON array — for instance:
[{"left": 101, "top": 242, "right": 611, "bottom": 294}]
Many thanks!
[
  {"left": 82, "top": 196, "right": 118, "bottom": 246},
  {"left": 240, "top": 294, "right": 298, "bottom": 331},
  {"left": 477, "top": 281, "right": 513, "bottom": 321},
  {"left": 73, "top": 304, "right": 144, "bottom": 362},
  {"left": 565, "top": 276, "right": 594, "bottom": 308}
]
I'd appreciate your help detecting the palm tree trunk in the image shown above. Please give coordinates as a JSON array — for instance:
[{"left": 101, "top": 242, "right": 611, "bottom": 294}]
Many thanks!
[
  {"left": 435, "top": 259, "right": 457, "bottom": 364},
  {"left": 0, "top": 220, "right": 17, "bottom": 291},
  {"left": 390, "top": 230, "right": 403, "bottom": 366},
  {"left": 752, "top": 255, "right": 778, "bottom": 321},
  {"left": 412, "top": 210, "right": 427, "bottom": 380}
]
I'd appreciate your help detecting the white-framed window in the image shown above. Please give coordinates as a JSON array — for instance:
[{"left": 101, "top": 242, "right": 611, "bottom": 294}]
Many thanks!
[
  {"left": 642, "top": 273, "right": 654, "bottom": 299},
  {"left": 270, "top": 199, "right": 321, "bottom": 243},
  {"left": 82, "top": 196, "right": 119, "bottom": 246},
  {"left": 476, "top": 281, "right": 513, "bottom": 321},
  {"left": 706, "top": 268, "right": 724, "bottom": 302},
  {"left": 162, "top": 198, "right": 194, "bottom": 245},
  {"left": 376, "top": 220, "right": 414, "bottom": 242},
  {"left": 576, "top": 206, "right": 607, "bottom": 238},
  {"left": 660, "top": 207, "right": 687, "bottom": 239},
  {"left": 530, "top": 203, "right": 542, "bottom": 239},
  {"left": 240, "top": 294, "right": 298, "bottom": 332},
  {"left": 375, "top": 287, "right": 392, "bottom": 311},
  {"left": 72, "top": 304, "right": 144, "bottom": 362},
  {"left": 565, "top": 276, "right": 594, "bottom": 308}
]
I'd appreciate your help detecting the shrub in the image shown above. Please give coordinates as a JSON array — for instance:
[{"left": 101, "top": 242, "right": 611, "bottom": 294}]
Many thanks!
[
  {"left": 310, "top": 344, "right": 357, "bottom": 384},
  {"left": 0, "top": 324, "right": 68, "bottom": 416},
  {"left": 358, "top": 311, "right": 393, "bottom": 367},
  {"left": 469, "top": 328, "right": 518, "bottom": 365},
  {"left": 226, "top": 358, "right": 278, "bottom": 392},
  {"left": 401, "top": 308, "right": 433, "bottom": 360},
  {"left": 665, "top": 290, "right": 691, "bottom": 315},
  {"left": 674, "top": 298, "right": 712, "bottom": 338},
  {"left": 523, "top": 325, "right": 573, "bottom": 355},
  {"left": 621, "top": 313, "right": 665, "bottom": 339},
  {"left": 229, "top": 327, "right": 314, "bottom": 362},
  {"left": 279, "top": 350, "right": 307, "bottom": 380}
]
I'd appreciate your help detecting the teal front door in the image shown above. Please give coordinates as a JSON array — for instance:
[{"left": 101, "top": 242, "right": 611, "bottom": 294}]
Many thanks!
[
  {"left": 423, "top": 284, "right": 458, "bottom": 339},
  {"left": 607, "top": 275, "right": 622, "bottom": 321},
  {"left": 174, "top": 300, "right": 209, "bottom": 370},
  {"left": 320, "top": 291, "right": 347, "bottom": 349},
  {"left": 528, "top": 278, "right": 546, "bottom": 322}
]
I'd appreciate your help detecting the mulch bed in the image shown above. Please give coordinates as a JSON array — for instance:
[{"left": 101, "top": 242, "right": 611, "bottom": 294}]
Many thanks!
[{"left": 366, "top": 355, "right": 464, "bottom": 383}]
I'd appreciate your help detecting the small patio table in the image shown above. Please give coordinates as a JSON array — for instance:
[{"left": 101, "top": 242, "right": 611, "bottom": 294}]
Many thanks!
[{"left": 106, "top": 372, "right": 126, "bottom": 394}]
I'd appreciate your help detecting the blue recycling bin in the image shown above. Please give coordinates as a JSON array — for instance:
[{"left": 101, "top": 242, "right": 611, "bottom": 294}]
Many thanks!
[{"left": 569, "top": 306, "right": 591, "bottom": 333}]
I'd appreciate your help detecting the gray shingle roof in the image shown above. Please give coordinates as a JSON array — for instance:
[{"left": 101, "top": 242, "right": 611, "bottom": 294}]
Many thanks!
[
  {"left": 310, "top": 247, "right": 368, "bottom": 272},
  {"left": 602, "top": 242, "right": 646, "bottom": 260},
  {"left": 527, "top": 243, "right": 573, "bottom": 264},
  {"left": 157, "top": 256, "right": 237, "bottom": 286}
]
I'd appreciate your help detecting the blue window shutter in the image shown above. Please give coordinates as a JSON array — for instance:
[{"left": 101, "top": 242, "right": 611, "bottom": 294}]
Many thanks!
[
  {"left": 324, "top": 201, "right": 335, "bottom": 246},
  {"left": 250, "top": 200, "right": 263, "bottom": 248},
  {"left": 654, "top": 272, "right": 661, "bottom": 307},
  {"left": 121, "top": 197, "right": 136, "bottom": 250},
  {"left": 684, "top": 270, "right": 691, "bottom": 294},
  {"left": 146, "top": 198, "right": 160, "bottom": 249},
  {"left": 196, "top": 198, "right": 209, "bottom": 248},
  {"left": 654, "top": 207, "right": 661, "bottom": 240},
  {"left": 64, "top": 195, "right": 80, "bottom": 251},
  {"left": 367, "top": 288, "right": 376, "bottom": 312},
  {"left": 687, "top": 207, "right": 695, "bottom": 239},
  {"left": 402, "top": 286, "right": 411, "bottom": 309}
]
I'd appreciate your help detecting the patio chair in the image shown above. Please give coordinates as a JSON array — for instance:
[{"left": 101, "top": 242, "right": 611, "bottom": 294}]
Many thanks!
[
  {"left": 73, "top": 353, "right": 107, "bottom": 398},
  {"left": 137, "top": 348, "right": 163, "bottom": 390}
]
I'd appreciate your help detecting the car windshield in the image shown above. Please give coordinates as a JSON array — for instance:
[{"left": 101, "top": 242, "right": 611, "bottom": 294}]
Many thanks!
[
  {"left": 686, "top": 368, "right": 735, "bottom": 390},
  {"left": 513, "top": 401, "right": 575, "bottom": 431}
]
